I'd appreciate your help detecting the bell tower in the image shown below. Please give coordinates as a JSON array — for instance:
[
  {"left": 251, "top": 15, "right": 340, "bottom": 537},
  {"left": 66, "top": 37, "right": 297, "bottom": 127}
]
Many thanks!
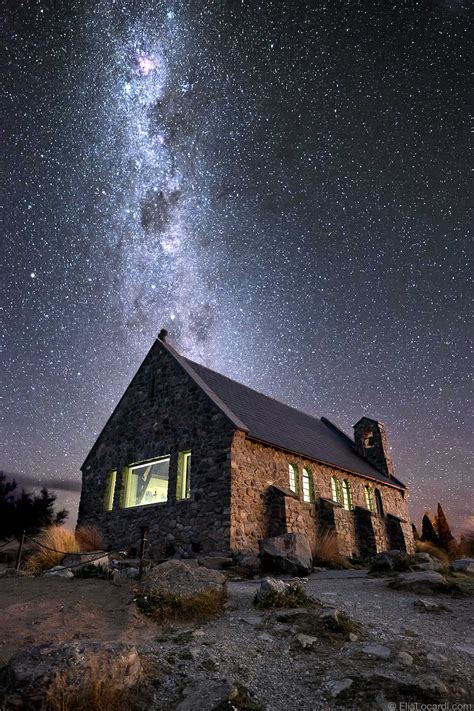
[{"left": 353, "top": 417, "right": 394, "bottom": 478}]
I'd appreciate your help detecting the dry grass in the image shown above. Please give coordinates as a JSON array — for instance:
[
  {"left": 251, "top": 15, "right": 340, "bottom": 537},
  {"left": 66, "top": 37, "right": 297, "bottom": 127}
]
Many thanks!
[
  {"left": 26, "top": 525, "right": 104, "bottom": 573},
  {"left": 27, "top": 526, "right": 80, "bottom": 573},
  {"left": 415, "top": 540, "right": 450, "bottom": 565},
  {"left": 255, "top": 581, "right": 314, "bottom": 610},
  {"left": 135, "top": 588, "right": 225, "bottom": 626},
  {"left": 75, "top": 525, "right": 103, "bottom": 552},
  {"left": 313, "top": 530, "right": 350, "bottom": 568},
  {"left": 42, "top": 653, "right": 140, "bottom": 711}
]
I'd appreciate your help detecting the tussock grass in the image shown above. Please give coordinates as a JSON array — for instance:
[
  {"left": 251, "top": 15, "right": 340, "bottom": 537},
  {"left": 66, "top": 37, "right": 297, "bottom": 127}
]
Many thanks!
[
  {"left": 313, "top": 530, "right": 351, "bottom": 569},
  {"left": 255, "top": 582, "right": 314, "bottom": 610},
  {"left": 43, "top": 653, "right": 141, "bottom": 711},
  {"left": 75, "top": 525, "right": 103, "bottom": 552},
  {"left": 136, "top": 588, "right": 225, "bottom": 626},
  {"left": 415, "top": 540, "right": 450, "bottom": 565},
  {"left": 26, "top": 525, "right": 105, "bottom": 573}
]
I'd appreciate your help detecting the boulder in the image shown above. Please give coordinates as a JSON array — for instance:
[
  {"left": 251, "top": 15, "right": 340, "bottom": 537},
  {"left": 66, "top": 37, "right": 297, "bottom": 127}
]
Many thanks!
[
  {"left": 198, "top": 556, "right": 233, "bottom": 570},
  {"left": 389, "top": 571, "right": 449, "bottom": 594},
  {"left": 44, "top": 565, "right": 73, "bottom": 578},
  {"left": 414, "top": 598, "right": 451, "bottom": 613},
  {"left": 238, "top": 553, "right": 261, "bottom": 575},
  {"left": 369, "top": 549, "right": 410, "bottom": 573},
  {"left": 255, "top": 576, "right": 289, "bottom": 604},
  {"left": 449, "top": 558, "right": 474, "bottom": 573},
  {"left": 140, "top": 559, "right": 226, "bottom": 598},
  {"left": 1, "top": 640, "right": 141, "bottom": 707},
  {"left": 259, "top": 533, "right": 313, "bottom": 575},
  {"left": 411, "top": 553, "right": 445, "bottom": 572}
]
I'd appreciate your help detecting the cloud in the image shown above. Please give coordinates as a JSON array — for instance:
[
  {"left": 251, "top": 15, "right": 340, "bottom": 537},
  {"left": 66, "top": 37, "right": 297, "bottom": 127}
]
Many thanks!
[{"left": 0, "top": 470, "right": 82, "bottom": 493}]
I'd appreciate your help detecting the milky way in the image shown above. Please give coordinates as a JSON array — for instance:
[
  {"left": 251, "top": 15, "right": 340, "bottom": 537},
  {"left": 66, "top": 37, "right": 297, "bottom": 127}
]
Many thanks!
[{"left": 3, "top": 1, "right": 472, "bottom": 531}]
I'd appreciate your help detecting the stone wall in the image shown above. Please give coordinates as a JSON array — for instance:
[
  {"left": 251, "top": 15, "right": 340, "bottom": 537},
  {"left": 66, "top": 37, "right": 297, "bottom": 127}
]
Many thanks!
[
  {"left": 230, "top": 432, "right": 414, "bottom": 557},
  {"left": 77, "top": 339, "right": 236, "bottom": 557}
]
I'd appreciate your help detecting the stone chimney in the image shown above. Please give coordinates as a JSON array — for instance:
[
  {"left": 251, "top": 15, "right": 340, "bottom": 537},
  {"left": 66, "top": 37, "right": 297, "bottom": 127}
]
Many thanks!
[
  {"left": 158, "top": 328, "right": 168, "bottom": 343},
  {"left": 353, "top": 417, "right": 394, "bottom": 478}
]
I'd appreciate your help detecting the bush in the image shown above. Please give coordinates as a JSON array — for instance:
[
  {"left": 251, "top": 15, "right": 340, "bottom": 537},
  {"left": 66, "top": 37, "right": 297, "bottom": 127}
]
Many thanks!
[{"left": 135, "top": 588, "right": 225, "bottom": 626}]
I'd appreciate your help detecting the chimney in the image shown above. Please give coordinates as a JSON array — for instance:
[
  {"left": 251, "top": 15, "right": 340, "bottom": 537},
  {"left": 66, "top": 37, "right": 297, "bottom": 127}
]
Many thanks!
[
  {"left": 353, "top": 417, "right": 394, "bottom": 478},
  {"left": 158, "top": 328, "right": 168, "bottom": 343}
]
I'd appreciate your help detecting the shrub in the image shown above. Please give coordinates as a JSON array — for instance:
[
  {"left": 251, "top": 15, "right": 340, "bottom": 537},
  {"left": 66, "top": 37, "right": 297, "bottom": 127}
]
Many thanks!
[
  {"left": 26, "top": 526, "right": 80, "bottom": 573},
  {"left": 135, "top": 588, "right": 225, "bottom": 626},
  {"left": 313, "top": 530, "right": 350, "bottom": 568},
  {"left": 75, "top": 525, "right": 104, "bottom": 552},
  {"left": 43, "top": 653, "right": 141, "bottom": 711},
  {"left": 255, "top": 581, "right": 314, "bottom": 610}
]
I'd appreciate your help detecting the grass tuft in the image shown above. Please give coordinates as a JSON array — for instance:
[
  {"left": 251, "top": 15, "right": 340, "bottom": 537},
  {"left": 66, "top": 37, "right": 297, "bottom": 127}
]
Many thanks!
[
  {"left": 135, "top": 588, "right": 225, "bottom": 625},
  {"left": 26, "top": 526, "right": 80, "bottom": 573},
  {"left": 415, "top": 540, "right": 450, "bottom": 565},
  {"left": 75, "top": 525, "right": 104, "bottom": 552},
  {"left": 42, "top": 652, "right": 141, "bottom": 711},
  {"left": 255, "top": 581, "right": 314, "bottom": 610},
  {"left": 73, "top": 563, "right": 113, "bottom": 581},
  {"left": 313, "top": 530, "right": 351, "bottom": 568}
]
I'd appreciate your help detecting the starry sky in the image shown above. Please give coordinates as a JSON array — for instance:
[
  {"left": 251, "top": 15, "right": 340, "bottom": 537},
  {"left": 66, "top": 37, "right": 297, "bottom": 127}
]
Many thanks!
[{"left": 3, "top": 0, "right": 472, "bottom": 533}]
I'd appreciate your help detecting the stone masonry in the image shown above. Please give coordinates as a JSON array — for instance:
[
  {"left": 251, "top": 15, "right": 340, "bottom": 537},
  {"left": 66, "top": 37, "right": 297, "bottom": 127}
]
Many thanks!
[{"left": 78, "top": 335, "right": 415, "bottom": 560}]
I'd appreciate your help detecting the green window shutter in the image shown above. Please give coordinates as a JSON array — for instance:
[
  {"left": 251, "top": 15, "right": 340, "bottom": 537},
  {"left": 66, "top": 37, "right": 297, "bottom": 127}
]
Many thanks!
[
  {"left": 103, "top": 470, "right": 117, "bottom": 512},
  {"left": 119, "top": 466, "right": 129, "bottom": 508}
]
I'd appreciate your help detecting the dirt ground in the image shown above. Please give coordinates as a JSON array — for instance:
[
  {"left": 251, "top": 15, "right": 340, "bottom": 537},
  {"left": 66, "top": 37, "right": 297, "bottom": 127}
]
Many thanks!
[{"left": 0, "top": 576, "right": 156, "bottom": 666}]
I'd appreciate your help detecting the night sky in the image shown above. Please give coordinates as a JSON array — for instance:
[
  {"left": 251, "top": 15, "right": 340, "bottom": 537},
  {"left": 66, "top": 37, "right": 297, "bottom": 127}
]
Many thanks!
[{"left": 3, "top": 1, "right": 472, "bottom": 532}]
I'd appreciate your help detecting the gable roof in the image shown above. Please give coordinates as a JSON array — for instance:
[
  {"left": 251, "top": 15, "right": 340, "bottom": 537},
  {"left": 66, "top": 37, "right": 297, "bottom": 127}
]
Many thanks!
[{"left": 163, "top": 341, "right": 405, "bottom": 490}]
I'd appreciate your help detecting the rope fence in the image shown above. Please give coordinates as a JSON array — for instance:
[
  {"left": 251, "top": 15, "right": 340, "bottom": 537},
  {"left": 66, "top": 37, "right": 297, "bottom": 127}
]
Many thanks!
[{"left": 0, "top": 537, "right": 17, "bottom": 549}]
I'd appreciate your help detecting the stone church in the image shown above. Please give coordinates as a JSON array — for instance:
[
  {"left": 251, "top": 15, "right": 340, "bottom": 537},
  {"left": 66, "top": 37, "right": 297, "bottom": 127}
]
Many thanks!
[{"left": 78, "top": 330, "right": 414, "bottom": 559}]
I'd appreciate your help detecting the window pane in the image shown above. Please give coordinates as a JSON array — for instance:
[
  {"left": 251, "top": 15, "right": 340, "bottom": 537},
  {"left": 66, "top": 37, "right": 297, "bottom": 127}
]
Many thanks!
[
  {"left": 123, "top": 457, "right": 170, "bottom": 508},
  {"left": 331, "top": 477, "right": 340, "bottom": 503},
  {"left": 103, "top": 470, "right": 116, "bottom": 512},
  {"left": 342, "top": 481, "right": 352, "bottom": 510},
  {"left": 365, "top": 486, "right": 374, "bottom": 512},
  {"left": 289, "top": 464, "right": 297, "bottom": 492},
  {"left": 177, "top": 451, "right": 191, "bottom": 500},
  {"left": 302, "top": 468, "right": 312, "bottom": 502}
]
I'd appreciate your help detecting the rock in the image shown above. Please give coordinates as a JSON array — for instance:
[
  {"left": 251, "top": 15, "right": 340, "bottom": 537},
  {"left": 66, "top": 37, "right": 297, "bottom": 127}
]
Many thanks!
[
  {"left": 140, "top": 559, "right": 226, "bottom": 598},
  {"left": 450, "top": 558, "right": 474, "bottom": 573},
  {"left": 296, "top": 633, "right": 318, "bottom": 649},
  {"left": 397, "top": 651, "right": 413, "bottom": 665},
  {"left": 320, "top": 608, "right": 341, "bottom": 623},
  {"left": 369, "top": 549, "right": 410, "bottom": 573},
  {"left": 124, "top": 567, "right": 139, "bottom": 579},
  {"left": 2, "top": 640, "right": 141, "bottom": 707},
  {"left": 259, "top": 533, "right": 313, "bottom": 575},
  {"left": 275, "top": 608, "right": 309, "bottom": 622},
  {"left": 176, "top": 679, "right": 236, "bottom": 711},
  {"left": 198, "top": 556, "right": 233, "bottom": 570},
  {"left": 362, "top": 644, "right": 391, "bottom": 659},
  {"left": 255, "top": 576, "right": 289, "bottom": 604},
  {"left": 257, "top": 632, "right": 274, "bottom": 643},
  {"left": 411, "top": 552, "right": 445, "bottom": 571},
  {"left": 325, "top": 678, "right": 353, "bottom": 697},
  {"left": 44, "top": 565, "right": 73, "bottom": 578},
  {"left": 417, "top": 674, "right": 448, "bottom": 696},
  {"left": 349, "top": 633, "right": 359, "bottom": 642},
  {"left": 389, "top": 571, "right": 449, "bottom": 594},
  {"left": 454, "top": 644, "right": 474, "bottom": 657},
  {"left": 238, "top": 614, "right": 263, "bottom": 626},
  {"left": 61, "top": 552, "right": 109, "bottom": 569},
  {"left": 237, "top": 553, "right": 261, "bottom": 574},
  {"left": 414, "top": 598, "right": 451, "bottom": 613}
]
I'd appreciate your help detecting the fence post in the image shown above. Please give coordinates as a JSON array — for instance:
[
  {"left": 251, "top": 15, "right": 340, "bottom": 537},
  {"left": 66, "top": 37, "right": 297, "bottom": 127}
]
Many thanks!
[
  {"left": 138, "top": 526, "right": 149, "bottom": 581},
  {"left": 15, "top": 530, "right": 25, "bottom": 570}
]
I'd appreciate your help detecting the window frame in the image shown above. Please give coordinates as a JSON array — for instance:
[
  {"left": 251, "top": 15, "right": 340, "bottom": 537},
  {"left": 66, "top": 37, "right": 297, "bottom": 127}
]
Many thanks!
[
  {"left": 375, "top": 488, "right": 384, "bottom": 517},
  {"left": 288, "top": 463, "right": 298, "bottom": 494},
  {"left": 341, "top": 480, "right": 353, "bottom": 511},
  {"left": 331, "top": 475, "right": 341, "bottom": 504},
  {"left": 120, "top": 455, "right": 171, "bottom": 509},
  {"left": 302, "top": 467, "right": 314, "bottom": 503},
  {"left": 103, "top": 469, "right": 117, "bottom": 512},
  {"left": 364, "top": 485, "right": 375, "bottom": 513},
  {"left": 176, "top": 450, "right": 191, "bottom": 501}
]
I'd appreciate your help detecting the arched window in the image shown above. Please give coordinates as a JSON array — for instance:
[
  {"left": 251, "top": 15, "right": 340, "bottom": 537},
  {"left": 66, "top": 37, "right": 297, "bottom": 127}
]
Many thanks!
[
  {"left": 365, "top": 485, "right": 375, "bottom": 513},
  {"left": 331, "top": 476, "right": 341, "bottom": 503},
  {"left": 375, "top": 489, "right": 384, "bottom": 516},
  {"left": 341, "top": 480, "right": 353, "bottom": 511},
  {"left": 288, "top": 464, "right": 298, "bottom": 493},
  {"left": 302, "top": 468, "right": 314, "bottom": 503}
]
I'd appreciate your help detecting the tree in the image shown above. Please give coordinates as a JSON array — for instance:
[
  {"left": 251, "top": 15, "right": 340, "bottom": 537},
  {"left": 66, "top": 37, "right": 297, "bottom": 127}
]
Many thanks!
[
  {"left": 421, "top": 512, "right": 439, "bottom": 545},
  {"left": 435, "top": 503, "right": 458, "bottom": 558},
  {"left": 0, "top": 472, "right": 68, "bottom": 539}
]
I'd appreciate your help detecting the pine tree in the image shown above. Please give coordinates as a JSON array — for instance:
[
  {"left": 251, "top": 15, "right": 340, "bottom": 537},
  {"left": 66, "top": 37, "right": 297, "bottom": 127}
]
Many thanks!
[
  {"left": 0, "top": 472, "right": 68, "bottom": 539},
  {"left": 435, "top": 503, "right": 458, "bottom": 558},
  {"left": 421, "top": 512, "right": 439, "bottom": 545}
]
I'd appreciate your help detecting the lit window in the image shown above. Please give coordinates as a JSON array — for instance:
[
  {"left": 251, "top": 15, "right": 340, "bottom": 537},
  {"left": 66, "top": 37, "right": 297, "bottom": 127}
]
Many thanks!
[
  {"left": 375, "top": 489, "right": 384, "bottom": 516},
  {"left": 365, "top": 485, "right": 375, "bottom": 512},
  {"left": 103, "top": 469, "right": 116, "bottom": 512},
  {"left": 302, "top": 468, "right": 314, "bottom": 502},
  {"left": 120, "top": 456, "right": 170, "bottom": 508},
  {"left": 176, "top": 450, "right": 191, "bottom": 500},
  {"left": 331, "top": 476, "right": 341, "bottom": 503},
  {"left": 288, "top": 464, "right": 298, "bottom": 493},
  {"left": 342, "top": 480, "right": 353, "bottom": 511}
]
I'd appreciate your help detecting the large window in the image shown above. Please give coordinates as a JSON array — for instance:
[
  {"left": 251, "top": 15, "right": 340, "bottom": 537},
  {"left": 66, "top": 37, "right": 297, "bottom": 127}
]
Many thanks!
[
  {"left": 288, "top": 464, "right": 298, "bottom": 493},
  {"left": 342, "top": 480, "right": 353, "bottom": 511},
  {"left": 365, "top": 485, "right": 375, "bottom": 513},
  {"left": 302, "top": 468, "right": 314, "bottom": 502},
  {"left": 103, "top": 469, "right": 117, "bottom": 512},
  {"left": 331, "top": 476, "right": 341, "bottom": 503},
  {"left": 176, "top": 450, "right": 191, "bottom": 500},
  {"left": 121, "top": 456, "right": 170, "bottom": 508}
]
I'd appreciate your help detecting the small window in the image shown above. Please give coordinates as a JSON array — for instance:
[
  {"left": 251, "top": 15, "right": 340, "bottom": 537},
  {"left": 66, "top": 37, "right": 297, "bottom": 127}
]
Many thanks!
[
  {"left": 120, "top": 456, "right": 170, "bottom": 508},
  {"left": 331, "top": 476, "right": 341, "bottom": 503},
  {"left": 362, "top": 429, "right": 374, "bottom": 449},
  {"left": 103, "top": 469, "right": 116, "bottom": 512},
  {"left": 176, "top": 450, "right": 191, "bottom": 500},
  {"left": 365, "top": 485, "right": 375, "bottom": 512},
  {"left": 375, "top": 489, "right": 384, "bottom": 516},
  {"left": 302, "top": 468, "right": 314, "bottom": 502},
  {"left": 342, "top": 480, "right": 353, "bottom": 511},
  {"left": 288, "top": 464, "right": 298, "bottom": 493}
]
